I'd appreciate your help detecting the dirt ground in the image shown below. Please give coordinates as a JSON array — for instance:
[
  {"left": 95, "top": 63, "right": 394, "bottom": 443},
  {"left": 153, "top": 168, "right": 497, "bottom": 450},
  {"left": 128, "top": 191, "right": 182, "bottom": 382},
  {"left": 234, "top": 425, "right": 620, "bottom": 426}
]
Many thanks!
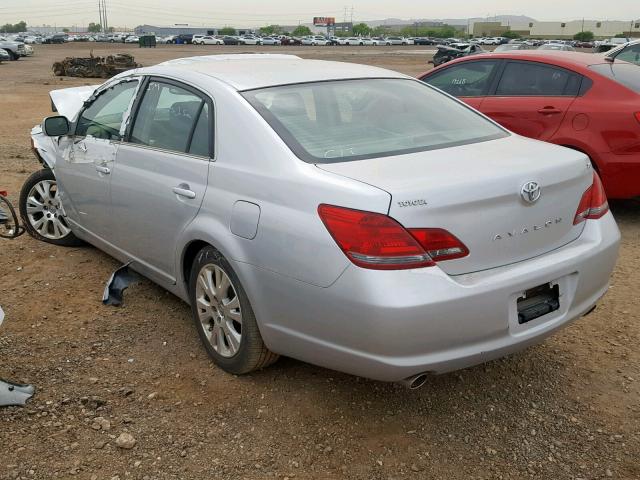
[{"left": 0, "top": 44, "right": 638, "bottom": 480}]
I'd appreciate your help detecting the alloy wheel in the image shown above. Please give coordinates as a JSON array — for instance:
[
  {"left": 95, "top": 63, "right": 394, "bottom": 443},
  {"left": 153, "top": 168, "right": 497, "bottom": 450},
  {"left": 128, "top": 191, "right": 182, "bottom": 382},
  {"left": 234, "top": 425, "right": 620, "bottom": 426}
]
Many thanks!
[
  {"left": 25, "top": 179, "right": 71, "bottom": 240},
  {"left": 195, "top": 264, "right": 243, "bottom": 358}
]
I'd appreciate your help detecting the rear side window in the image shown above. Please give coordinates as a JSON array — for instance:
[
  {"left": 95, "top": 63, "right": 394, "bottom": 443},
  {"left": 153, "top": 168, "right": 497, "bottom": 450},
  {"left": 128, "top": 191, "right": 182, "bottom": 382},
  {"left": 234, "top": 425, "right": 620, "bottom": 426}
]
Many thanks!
[
  {"left": 589, "top": 63, "right": 640, "bottom": 93},
  {"left": 188, "top": 103, "right": 211, "bottom": 157},
  {"left": 130, "top": 81, "right": 208, "bottom": 154},
  {"left": 423, "top": 61, "right": 498, "bottom": 97},
  {"left": 611, "top": 44, "right": 640, "bottom": 65},
  {"left": 496, "top": 62, "right": 578, "bottom": 96}
]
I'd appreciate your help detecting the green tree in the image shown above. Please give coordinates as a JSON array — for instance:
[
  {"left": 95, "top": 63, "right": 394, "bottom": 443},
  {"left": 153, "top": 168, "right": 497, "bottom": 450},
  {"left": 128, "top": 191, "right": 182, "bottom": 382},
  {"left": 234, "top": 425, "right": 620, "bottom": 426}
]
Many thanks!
[
  {"left": 218, "top": 27, "right": 236, "bottom": 36},
  {"left": 502, "top": 30, "right": 521, "bottom": 39},
  {"left": 352, "top": 23, "right": 371, "bottom": 36},
  {"left": 573, "top": 31, "right": 594, "bottom": 42},
  {"left": 292, "top": 25, "right": 312, "bottom": 37},
  {"left": 371, "top": 26, "right": 387, "bottom": 37},
  {"left": 62, "top": 28, "right": 70, "bottom": 33},
  {"left": 259, "top": 25, "right": 282, "bottom": 35},
  {"left": 614, "top": 33, "right": 628, "bottom": 38},
  {"left": 1, "top": 21, "right": 27, "bottom": 33},
  {"left": 87, "top": 22, "right": 102, "bottom": 33}
]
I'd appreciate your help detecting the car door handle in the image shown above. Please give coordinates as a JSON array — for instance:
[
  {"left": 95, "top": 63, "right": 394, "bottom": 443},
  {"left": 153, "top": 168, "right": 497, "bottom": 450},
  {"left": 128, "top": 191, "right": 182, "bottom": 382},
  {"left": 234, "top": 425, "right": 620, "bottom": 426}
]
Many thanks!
[
  {"left": 95, "top": 165, "right": 111, "bottom": 174},
  {"left": 537, "top": 107, "right": 563, "bottom": 115},
  {"left": 172, "top": 186, "right": 196, "bottom": 199}
]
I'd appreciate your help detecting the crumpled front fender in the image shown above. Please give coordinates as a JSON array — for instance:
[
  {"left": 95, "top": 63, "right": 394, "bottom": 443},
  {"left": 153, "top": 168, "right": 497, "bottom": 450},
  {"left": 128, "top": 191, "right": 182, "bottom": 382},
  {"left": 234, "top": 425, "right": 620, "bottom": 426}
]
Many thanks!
[{"left": 30, "top": 125, "right": 59, "bottom": 170}]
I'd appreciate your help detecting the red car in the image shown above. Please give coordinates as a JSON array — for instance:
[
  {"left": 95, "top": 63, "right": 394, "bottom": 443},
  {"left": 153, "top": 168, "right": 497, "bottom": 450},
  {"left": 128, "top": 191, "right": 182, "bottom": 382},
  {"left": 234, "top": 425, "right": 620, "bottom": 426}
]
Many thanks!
[{"left": 419, "top": 51, "right": 640, "bottom": 199}]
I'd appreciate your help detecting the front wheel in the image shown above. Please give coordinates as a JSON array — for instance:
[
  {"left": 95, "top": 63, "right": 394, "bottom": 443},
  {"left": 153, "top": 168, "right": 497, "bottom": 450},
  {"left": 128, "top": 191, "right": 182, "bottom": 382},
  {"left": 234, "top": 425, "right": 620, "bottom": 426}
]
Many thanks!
[
  {"left": 189, "top": 246, "right": 279, "bottom": 375},
  {"left": 19, "top": 168, "right": 82, "bottom": 246}
]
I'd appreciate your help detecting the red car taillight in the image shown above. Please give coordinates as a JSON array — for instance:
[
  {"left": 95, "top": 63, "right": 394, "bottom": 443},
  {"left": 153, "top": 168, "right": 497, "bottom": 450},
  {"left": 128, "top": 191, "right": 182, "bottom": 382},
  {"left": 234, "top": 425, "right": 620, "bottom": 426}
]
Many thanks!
[
  {"left": 635, "top": 112, "right": 640, "bottom": 125},
  {"left": 573, "top": 172, "right": 609, "bottom": 225},
  {"left": 317, "top": 204, "right": 468, "bottom": 270}
]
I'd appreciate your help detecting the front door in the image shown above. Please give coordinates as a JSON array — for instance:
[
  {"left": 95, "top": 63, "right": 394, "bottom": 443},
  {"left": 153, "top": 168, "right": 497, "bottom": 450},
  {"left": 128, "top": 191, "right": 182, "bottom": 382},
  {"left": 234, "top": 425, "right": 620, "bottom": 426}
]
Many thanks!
[
  {"left": 109, "top": 79, "right": 212, "bottom": 284},
  {"left": 56, "top": 79, "right": 140, "bottom": 239}
]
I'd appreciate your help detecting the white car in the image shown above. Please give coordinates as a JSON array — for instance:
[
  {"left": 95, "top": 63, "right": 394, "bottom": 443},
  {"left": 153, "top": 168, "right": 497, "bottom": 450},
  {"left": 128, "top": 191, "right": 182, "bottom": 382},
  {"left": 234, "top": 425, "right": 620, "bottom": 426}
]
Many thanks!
[
  {"left": 261, "top": 37, "right": 281, "bottom": 46},
  {"left": 371, "top": 37, "right": 385, "bottom": 46},
  {"left": 302, "top": 35, "right": 330, "bottom": 46},
  {"left": 22, "top": 44, "right": 34, "bottom": 56},
  {"left": 124, "top": 36, "right": 139, "bottom": 44},
  {"left": 384, "top": 36, "right": 408, "bottom": 46},
  {"left": 240, "top": 36, "right": 262, "bottom": 45},
  {"left": 194, "top": 36, "right": 224, "bottom": 45},
  {"left": 26, "top": 54, "right": 620, "bottom": 386},
  {"left": 342, "top": 37, "right": 372, "bottom": 46}
]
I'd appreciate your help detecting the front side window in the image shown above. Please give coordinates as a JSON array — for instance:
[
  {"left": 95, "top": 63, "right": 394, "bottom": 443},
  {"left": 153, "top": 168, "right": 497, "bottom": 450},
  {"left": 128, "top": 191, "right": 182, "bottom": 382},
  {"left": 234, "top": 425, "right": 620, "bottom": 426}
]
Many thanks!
[
  {"left": 496, "top": 62, "right": 576, "bottom": 96},
  {"left": 243, "top": 78, "right": 507, "bottom": 163},
  {"left": 130, "top": 81, "right": 208, "bottom": 154},
  {"left": 425, "top": 61, "right": 497, "bottom": 97},
  {"left": 75, "top": 80, "right": 139, "bottom": 139}
]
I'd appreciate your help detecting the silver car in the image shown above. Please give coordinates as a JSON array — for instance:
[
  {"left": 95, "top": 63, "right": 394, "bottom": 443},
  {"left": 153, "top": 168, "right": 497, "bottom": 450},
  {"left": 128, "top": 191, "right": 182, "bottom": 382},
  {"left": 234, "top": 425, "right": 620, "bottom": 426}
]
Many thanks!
[{"left": 23, "top": 54, "right": 620, "bottom": 387}]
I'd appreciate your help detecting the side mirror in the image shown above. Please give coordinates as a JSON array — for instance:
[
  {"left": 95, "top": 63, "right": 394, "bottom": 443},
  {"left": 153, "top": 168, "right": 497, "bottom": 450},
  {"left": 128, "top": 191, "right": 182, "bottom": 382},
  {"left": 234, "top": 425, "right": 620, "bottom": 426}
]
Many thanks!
[{"left": 42, "top": 115, "right": 70, "bottom": 136}]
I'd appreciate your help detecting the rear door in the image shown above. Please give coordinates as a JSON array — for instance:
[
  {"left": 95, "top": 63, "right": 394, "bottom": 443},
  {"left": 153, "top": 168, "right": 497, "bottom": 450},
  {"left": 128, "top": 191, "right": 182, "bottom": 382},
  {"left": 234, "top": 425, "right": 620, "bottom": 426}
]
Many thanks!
[
  {"left": 109, "top": 78, "right": 212, "bottom": 284},
  {"left": 480, "top": 60, "right": 580, "bottom": 140},
  {"left": 421, "top": 59, "right": 500, "bottom": 110}
]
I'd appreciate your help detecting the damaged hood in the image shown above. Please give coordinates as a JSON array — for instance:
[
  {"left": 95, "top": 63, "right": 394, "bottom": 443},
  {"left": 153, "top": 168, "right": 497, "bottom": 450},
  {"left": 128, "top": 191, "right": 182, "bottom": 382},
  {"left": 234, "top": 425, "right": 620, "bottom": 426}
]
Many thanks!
[{"left": 50, "top": 85, "right": 99, "bottom": 120}]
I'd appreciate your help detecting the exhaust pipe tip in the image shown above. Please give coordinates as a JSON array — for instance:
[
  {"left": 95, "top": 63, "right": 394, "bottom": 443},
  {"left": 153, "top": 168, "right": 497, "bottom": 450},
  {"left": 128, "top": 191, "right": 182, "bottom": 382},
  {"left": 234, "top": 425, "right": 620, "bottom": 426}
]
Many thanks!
[{"left": 400, "top": 373, "right": 429, "bottom": 390}]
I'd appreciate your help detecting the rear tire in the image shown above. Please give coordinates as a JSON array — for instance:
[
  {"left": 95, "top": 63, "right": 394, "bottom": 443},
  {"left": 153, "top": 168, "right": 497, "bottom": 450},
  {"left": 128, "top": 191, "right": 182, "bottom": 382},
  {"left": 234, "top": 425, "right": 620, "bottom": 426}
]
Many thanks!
[
  {"left": 189, "top": 246, "right": 279, "bottom": 375},
  {"left": 19, "top": 168, "right": 83, "bottom": 246}
]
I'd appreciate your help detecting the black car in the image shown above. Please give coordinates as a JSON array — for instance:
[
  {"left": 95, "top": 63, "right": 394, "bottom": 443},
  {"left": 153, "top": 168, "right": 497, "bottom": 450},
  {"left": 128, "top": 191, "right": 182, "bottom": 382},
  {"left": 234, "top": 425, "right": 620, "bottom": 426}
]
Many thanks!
[
  {"left": 222, "top": 36, "right": 240, "bottom": 45},
  {"left": 430, "top": 44, "right": 485, "bottom": 67},
  {"left": 414, "top": 37, "right": 436, "bottom": 45},
  {"left": 43, "top": 34, "right": 66, "bottom": 44}
]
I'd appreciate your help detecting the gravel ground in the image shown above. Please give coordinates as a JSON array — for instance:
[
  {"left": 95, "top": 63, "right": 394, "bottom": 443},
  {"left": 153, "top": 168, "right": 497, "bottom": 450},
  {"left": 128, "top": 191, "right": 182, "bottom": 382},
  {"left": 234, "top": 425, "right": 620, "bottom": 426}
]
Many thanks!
[{"left": 0, "top": 44, "right": 638, "bottom": 480}]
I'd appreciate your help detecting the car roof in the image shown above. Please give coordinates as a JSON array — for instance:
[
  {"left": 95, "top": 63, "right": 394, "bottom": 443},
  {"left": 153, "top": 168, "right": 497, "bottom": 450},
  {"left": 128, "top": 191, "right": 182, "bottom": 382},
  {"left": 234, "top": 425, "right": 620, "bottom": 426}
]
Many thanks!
[
  {"left": 149, "top": 54, "right": 409, "bottom": 90},
  {"left": 429, "top": 50, "right": 613, "bottom": 72}
]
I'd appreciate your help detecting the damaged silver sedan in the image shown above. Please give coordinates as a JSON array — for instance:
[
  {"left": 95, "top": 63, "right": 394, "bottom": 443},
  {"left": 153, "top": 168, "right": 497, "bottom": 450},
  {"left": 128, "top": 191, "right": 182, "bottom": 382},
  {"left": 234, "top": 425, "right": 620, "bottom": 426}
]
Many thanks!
[{"left": 22, "top": 54, "right": 619, "bottom": 385}]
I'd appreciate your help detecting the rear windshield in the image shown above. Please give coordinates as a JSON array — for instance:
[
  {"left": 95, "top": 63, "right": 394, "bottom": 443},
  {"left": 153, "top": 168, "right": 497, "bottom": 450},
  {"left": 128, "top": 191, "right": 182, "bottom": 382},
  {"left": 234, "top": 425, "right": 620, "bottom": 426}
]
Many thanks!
[
  {"left": 242, "top": 78, "right": 507, "bottom": 163},
  {"left": 589, "top": 63, "right": 640, "bottom": 93}
]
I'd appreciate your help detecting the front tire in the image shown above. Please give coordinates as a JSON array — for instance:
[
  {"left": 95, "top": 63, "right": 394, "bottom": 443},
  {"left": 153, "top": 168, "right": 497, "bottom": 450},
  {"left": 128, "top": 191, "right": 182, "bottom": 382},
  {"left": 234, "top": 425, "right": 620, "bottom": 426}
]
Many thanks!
[
  {"left": 19, "top": 168, "right": 82, "bottom": 246},
  {"left": 189, "top": 246, "right": 278, "bottom": 375}
]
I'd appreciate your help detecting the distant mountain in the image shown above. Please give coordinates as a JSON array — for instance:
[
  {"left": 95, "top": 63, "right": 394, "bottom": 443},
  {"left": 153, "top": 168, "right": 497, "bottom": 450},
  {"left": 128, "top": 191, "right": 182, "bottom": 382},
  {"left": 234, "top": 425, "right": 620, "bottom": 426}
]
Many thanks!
[{"left": 364, "top": 15, "right": 537, "bottom": 27}]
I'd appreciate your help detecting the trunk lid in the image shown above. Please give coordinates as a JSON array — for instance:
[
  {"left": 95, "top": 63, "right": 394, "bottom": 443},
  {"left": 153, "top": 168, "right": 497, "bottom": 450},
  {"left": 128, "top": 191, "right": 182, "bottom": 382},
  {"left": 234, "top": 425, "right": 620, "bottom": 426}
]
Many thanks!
[{"left": 317, "top": 136, "right": 593, "bottom": 275}]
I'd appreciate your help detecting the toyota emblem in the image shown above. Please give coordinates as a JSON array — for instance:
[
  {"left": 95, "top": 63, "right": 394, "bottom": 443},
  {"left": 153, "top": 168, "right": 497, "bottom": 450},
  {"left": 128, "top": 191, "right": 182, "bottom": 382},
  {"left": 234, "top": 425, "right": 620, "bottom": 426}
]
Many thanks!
[{"left": 521, "top": 181, "right": 541, "bottom": 204}]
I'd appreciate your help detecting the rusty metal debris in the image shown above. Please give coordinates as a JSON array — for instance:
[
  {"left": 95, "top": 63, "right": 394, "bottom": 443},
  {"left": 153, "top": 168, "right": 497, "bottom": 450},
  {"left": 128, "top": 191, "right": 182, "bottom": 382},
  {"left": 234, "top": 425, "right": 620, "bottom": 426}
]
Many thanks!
[
  {"left": 52, "top": 52, "right": 140, "bottom": 78},
  {"left": 0, "top": 307, "right": 36, "bottom": 407},
  {"left": 102, "top": 262, "right": 141, "bottom": 306}
]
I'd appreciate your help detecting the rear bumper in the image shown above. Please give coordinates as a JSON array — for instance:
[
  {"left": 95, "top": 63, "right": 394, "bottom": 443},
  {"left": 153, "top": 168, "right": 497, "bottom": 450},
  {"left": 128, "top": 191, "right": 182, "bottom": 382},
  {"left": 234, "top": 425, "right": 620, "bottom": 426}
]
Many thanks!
[
  {"left": 235, "top": 213, "right": 620, "bottom": 382},
  {"left": 597, "top": 151, "right": 640, "bottom": 199}
]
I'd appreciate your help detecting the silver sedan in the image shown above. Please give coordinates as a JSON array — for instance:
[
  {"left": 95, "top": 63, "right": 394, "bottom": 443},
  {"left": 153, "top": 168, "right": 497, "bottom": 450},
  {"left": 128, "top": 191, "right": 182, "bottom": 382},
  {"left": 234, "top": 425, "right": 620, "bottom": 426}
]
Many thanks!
[{"left": 23, "top": 54, "right": 620, "bottom": 387}]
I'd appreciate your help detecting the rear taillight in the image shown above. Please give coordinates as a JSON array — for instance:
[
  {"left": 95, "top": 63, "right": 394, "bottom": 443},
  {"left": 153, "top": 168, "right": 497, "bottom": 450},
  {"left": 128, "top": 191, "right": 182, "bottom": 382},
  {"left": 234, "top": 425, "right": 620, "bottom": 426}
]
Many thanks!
[
  {"left": 317, "top": 204, "right": 468, "bottom": 270},
  {"left": 635, "top": 112, "right": 640, "bottom": 125},
  {"left": 407, "top": 228, "right": 469, "bottom": 262},
  {"left": 573, "top": 172, "right": 609, "bottom": 225}
]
